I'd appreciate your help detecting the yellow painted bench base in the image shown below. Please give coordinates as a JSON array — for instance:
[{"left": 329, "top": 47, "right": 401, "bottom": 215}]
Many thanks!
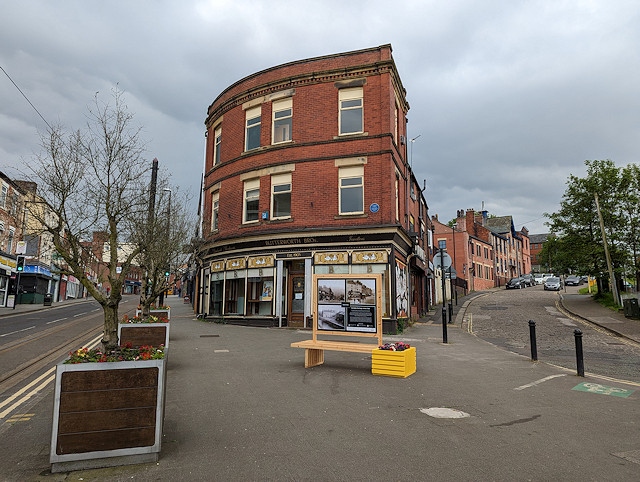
[{"left": 371, "top": 347, "right": 416, "bottom": 378}]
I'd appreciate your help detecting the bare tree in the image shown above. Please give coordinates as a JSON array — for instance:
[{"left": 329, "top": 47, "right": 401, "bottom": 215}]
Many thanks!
[
  {"left": 139, "top": 185, "right": 194, "bottom": 314},
  {"left": 27, "top": 88, "right": 151, "bottom": 348}
]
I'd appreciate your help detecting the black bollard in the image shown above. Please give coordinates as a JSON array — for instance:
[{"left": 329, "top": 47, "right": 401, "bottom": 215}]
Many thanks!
[
  {"left": 574, "top": 329, "right": 584, "bottom": 377},
  {"left": 448, "top": 302, "right": 453, "bottom": 324},
  {"left": 528, "top": 320, "right": 538, "bottom": 361},
  {"left": 442, "top": 307, "right": 448, "bottom": 344}
]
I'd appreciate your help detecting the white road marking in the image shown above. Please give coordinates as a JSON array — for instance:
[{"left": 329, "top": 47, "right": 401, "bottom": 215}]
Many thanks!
[
  {"left": 514, "top": 374, "right": 566, "bottom": 391},
  {"left": 46, "top": 318, "right": 68, "bottom": 325},
  {"left": 0, "top": 326, "right": 35, "bottom": 337}
]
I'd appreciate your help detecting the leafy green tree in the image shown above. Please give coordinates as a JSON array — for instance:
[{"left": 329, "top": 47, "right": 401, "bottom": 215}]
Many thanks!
[{"left": 544, "top": 159, "right": 630, "bottom": 294}]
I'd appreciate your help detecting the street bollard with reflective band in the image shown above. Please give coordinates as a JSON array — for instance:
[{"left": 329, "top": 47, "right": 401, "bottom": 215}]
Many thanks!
[
  {"left": 528, "top": 320, "right": 538, "bottom": 361},
  {"left": 574, "top": 329, "right": 585, "bottom": 377}
]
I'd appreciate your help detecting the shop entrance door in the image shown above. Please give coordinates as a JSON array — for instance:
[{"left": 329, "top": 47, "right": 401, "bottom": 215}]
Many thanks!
[{"left": 287, "top": 260, "right": 305, "bottom": 327}]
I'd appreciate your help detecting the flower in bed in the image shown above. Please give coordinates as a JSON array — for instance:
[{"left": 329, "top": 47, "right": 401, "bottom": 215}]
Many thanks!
[
  {"left": 65, "top": 343, "right": 165, "bottom": 363},
  {"left": 378, "top": 342, "right": 411, "bottom": 351},
  {"left": 121, "top": 314, "right": 166, "bottom": 323}
]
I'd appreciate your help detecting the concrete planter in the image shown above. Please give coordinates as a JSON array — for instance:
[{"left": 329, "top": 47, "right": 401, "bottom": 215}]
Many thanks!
[
  {"left": 50, "top": 358, "right": 166, "bottom": 473},
  {"left": 118, "top": 322, "right": 170, "bottom": 348}
]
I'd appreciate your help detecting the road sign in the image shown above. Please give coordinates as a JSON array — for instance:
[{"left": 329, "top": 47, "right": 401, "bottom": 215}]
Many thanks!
[{"left": 433, "top": 252, "right": 452, "bottom": 270}]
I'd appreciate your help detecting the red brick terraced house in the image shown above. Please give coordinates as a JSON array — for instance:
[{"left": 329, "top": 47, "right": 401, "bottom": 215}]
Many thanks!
[{"left": 196, "top": 45, "right": 431, "bottom": 332}]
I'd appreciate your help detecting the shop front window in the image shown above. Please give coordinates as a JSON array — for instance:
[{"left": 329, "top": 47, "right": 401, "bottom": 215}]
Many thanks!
[{"left": 225, "top": 275, "right": 245, "bottom": 314}]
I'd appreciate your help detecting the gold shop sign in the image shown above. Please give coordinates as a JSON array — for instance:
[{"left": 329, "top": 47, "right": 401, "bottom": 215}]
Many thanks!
[
  {"left": 314, "top": 252, "right": 348, "bottom": 265},
  {"left": 352, "top": 251, "right": 388, "bottom": 264},
  {"left": 248, "top": 255, "right": 274, "bottom": 268},
  {"left": 225, "top": 257, "right": 246, "bottom": 270},
  {"left": 210, "top": 260, "right": 225, "bottom": 272}
]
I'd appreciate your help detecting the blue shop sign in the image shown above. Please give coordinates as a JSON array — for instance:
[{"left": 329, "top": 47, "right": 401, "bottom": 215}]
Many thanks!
[{"left": 22, "top": 265, "right": 53, "bottom": 277}]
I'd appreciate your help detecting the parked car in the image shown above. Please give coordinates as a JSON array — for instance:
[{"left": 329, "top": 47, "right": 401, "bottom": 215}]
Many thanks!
[
  {"left": 565, "top": 275, "right": 583, "bottom": 286},
  {"left": 506, "top": 277, "right": 524, "bottom": 289},
  {"left": 544, "top": 277, "right": 562, "bottom": 291},
  {"left": 541, "top": 273, "right": 554, "bottom": 283},
  {"left": 534, "top": 274, "right": 544, "bottom": 285},
  {"left": 521, "top": 274, "right": 535, "bottom": 287}
]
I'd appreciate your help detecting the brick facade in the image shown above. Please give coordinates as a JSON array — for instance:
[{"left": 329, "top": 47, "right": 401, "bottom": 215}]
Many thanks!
[{"left": 196, "top": 45, "right": 431, "bottom": 329}]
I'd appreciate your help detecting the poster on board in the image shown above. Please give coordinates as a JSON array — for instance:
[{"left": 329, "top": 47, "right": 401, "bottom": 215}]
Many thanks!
[{"left": 317, "top": 277, "right": 376, "bottom": 332}]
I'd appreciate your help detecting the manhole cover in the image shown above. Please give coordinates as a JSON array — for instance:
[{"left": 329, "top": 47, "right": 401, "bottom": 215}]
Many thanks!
[{"left": 420, "top": 407, "right": 470, "bottom": 419}]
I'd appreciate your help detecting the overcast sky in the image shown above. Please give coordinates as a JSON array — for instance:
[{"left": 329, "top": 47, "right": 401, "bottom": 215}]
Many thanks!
[{"left": 2, "top": 0, "right": 639, "bottom": 235}]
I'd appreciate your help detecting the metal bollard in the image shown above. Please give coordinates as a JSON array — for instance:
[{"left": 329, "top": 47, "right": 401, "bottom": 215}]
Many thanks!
[
  {"left": 448, "top": 302, "right": 453, "bottom": 324},
  {"left": 574, "top": 329, "right": 584, "bottom": 377},
  {"left": 442, "top": 307, "right": 448, "bottom": 344},
  {"left": 528, "top": 320, "right": 538, "bottom": 361}
]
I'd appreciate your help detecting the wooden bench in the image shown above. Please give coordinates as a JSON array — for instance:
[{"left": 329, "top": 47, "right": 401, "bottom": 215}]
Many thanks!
[{"left": 290, "top": 339, "right": 379, "bottom": 368}]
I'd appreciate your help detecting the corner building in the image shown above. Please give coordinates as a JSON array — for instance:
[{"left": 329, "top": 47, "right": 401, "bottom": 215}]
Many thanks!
[{"left": 198, "top": 45, "right": 430, "bottom": 331}]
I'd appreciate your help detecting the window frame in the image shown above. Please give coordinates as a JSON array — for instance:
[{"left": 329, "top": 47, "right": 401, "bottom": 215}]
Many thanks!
[
  {"left": 243, "top": 179, "right": 260, "bottom": 224},
  {"left": 245, "top": 106, "right": 261, "bottom": 151},
  {"left": 270, "top": 173, "right": 292, "bottom": 220},
  {"left": 213, "top": 126, "right": 222, "bottom": 166},
  {"left": 338, "top": 87, "right": 363, "bottom": 135},
  {"left": 272, "top": 98, "right": 292, "bottom": 144},
  {"left": 211, "top": 190, "right": 219, "bottom": 232},
  {"left": 338, "top": 165, "right": 364, "bottom": 215}
]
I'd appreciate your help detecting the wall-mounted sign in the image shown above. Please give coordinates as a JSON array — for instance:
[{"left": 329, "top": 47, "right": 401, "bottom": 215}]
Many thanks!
[{"left": 369, "top": 203, "right": 380, "bottom": 213}]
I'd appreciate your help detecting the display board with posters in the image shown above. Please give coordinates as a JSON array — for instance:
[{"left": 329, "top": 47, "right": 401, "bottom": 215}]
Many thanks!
[{"left": 313, "top": 274, "right": 382, "bottom": 342}]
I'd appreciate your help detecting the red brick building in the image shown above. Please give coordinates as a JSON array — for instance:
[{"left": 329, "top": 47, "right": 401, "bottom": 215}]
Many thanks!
[{"left": 196, "top": 45, "right": 431, "bottom": 330}]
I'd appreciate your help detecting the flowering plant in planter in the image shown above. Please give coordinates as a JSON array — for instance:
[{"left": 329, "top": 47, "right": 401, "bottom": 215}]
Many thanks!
[
  {"left": 378, "top": 342, "right": 411, "bottom": 351},
  {"left": 64, "top": 343, "right": 165, "bottom": 364},
  {"left": 137, "top": 304, "right": 170, "bottom": 310},
  {"left": 121, "top": 314, "right": 167, "bottom": 324}
]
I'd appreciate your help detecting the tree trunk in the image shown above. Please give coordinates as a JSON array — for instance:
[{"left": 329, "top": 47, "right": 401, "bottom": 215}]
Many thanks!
[{"left": 101, "top": 302, "right": 119, "bottom": 349}]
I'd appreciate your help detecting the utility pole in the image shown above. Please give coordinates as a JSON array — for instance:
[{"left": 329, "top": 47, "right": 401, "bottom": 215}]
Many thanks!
[{"left": 594, "top": 192, "right": 620, "bottom": 307}]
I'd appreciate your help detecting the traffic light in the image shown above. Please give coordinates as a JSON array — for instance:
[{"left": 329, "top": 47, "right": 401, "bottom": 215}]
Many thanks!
[
  {"left": 164, "top": 268, "right": 170, "bottom": 277},
  {"left": 16, "top": 256, "right": 24, "bottom": 272}
]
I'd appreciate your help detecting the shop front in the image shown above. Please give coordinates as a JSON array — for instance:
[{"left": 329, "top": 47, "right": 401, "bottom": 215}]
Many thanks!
[
  {"left": 203, "top": 245, "right": 402, "bottom": 332},
  {"left": 0, "top": 254, "right": 17, "bottom": 307}
]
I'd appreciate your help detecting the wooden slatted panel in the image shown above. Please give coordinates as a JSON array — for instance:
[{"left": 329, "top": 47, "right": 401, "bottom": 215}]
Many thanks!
[{"left": 119, "top": 325, "right": 167, "bottom": 347}]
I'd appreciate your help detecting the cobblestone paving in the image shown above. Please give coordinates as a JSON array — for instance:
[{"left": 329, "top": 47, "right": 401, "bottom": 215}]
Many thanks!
[{"left": 463, "top": 286, "right": 640, "bottom": 383}]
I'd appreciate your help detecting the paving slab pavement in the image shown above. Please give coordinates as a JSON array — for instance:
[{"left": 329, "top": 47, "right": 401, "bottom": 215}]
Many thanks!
[{"left": 1, "top": 293, "right": 639, "bottom": 481}]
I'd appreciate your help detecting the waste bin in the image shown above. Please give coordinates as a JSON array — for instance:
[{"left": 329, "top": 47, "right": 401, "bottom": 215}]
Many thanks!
[
  {"left": 623, "top": 298, "right": 639, "bottom": 319},
  {"left": 43, "top": 293, "right": 53, "bottom": 306}
]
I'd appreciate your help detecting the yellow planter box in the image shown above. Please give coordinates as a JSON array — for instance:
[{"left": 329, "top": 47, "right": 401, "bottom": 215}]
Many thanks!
[{"left": 371, "top": 346, "right": 416, "bottom": 378}]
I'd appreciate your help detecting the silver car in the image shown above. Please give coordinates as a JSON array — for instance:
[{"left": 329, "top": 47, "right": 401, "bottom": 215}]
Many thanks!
[{"left": 544, "top": 277, "right": 562, "bottom": 291}]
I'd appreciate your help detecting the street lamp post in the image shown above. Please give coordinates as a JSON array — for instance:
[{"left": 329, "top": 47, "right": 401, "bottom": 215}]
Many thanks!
[
  {"left": 160, "top": 188, "right": 171, "bottom": 305},
  {"left": 438, "top": 240, "right": 448, "bottom": 344}
]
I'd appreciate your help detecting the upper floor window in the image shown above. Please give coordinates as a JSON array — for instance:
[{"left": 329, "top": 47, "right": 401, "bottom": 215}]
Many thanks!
[
  {"left": 339, "top": 165, "right": 364, "bottom": 215},
  {"left": 243, "top": 179, "right": 260, "bottom": 223},
  {"left": 7, "top": 228, "right": 14, "bottom": 253},
  {"left": 0, "top": 184, "right": 7, "bottom": 209},
  {"left": 339, "top": 87, "right": 363, "bottom": 135},
  {"left": 409, "top": 215, "right": 415, "bottom": 233},
  {"left": 272, "top": 98, "right": 292, "bottom": 144},
  {"left": 394, "top": 175, "right": 399, "bottom": 222},
  {"left": 10, "top": 193, "right": 18, "bottom": 217},
  {"left": 211, "top": 191, "right": 219, "bottom": 231},
  {"left": 271, "top": 173, "right": 291, "bottom": 219},
  {"left": 245, "top": 106, "right": 261, "bottom": 151},
  {"left": 213, "top": 127, "right": 222, "bottom": 166}
]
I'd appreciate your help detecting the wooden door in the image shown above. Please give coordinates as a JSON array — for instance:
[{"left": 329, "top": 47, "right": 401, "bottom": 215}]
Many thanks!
[{"left": 288, "top": 273, "right": 305, "bottom": 327}]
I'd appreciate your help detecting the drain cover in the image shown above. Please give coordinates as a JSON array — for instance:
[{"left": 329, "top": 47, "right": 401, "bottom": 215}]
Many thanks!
[{"left": 420, "top": 407, "right": 470, "bottom": 419}]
